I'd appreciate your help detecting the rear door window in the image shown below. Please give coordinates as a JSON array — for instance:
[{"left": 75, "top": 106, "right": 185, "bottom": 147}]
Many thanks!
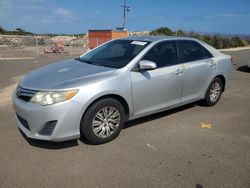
[
  {"left": 179, "top": 41, "right": 208, "bottom": 62},
  {"left": 202, "top": 47, "right": 213, "bottom": 58}
]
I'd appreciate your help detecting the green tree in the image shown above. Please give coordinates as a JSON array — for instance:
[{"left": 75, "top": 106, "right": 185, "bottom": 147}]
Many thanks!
[
  {"left": 15, "top": 28, "right": 33, "bottom": 35},
  {"left": 150, "top": 27, "right": 173, "bottom": 36},
  {"left": 188, "top": 31, "right": 200, "bottom": 39},
  {"left": 176, "top": 29, "right": 185, "bottom": 36},
  {"left": 230, "top": 37, "right": 248, "bottom": 47},
  {"left": 0, "top": 26, "right": 7, "bottom": 34},
  {"left": 222, "top": 38, "right": 231, "bottom": 48},
  {"left": 16, "top": 28, "right": 26, "bottom": 33}
]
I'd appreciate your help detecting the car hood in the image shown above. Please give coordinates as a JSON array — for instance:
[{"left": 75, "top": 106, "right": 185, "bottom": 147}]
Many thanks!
[{"left": 19, "top": 59, "right": 116, "bottom": 90}]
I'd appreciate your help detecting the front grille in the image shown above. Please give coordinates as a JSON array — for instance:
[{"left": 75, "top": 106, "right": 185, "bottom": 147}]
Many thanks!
[
  {"left": 16, "top": 86, "right": 37, "bottom": 102},
  {"left": 38, "top": 120, "right": 57, "bottom": 136},
  {"left": 16, "top": 114, "right": 30, "bottom": 130}
]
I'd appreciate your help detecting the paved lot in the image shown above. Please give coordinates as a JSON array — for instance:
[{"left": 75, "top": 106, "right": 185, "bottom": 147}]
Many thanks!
[{"left": 0, "top": 50, "right": 249, "bottom": 188}]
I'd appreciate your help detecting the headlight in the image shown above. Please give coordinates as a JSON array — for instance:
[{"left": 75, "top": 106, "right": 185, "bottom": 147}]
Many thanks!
[{"left": 30, "top": 89, "right": 78, "bottom": 106}]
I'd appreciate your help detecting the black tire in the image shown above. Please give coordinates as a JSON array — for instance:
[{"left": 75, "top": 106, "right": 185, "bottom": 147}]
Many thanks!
[
  {"left": 80, "top": 98, "right": 126, "bottom": 145},
  {"left": 203, "top": 77, "right": 223, "bottom": 106}
]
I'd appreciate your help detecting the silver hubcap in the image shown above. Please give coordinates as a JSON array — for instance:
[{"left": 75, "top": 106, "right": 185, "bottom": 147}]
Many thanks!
[
  {"left": 209, "top": 81, "right": 221, "bottom": 102},
  {"left": 92, "top": 106, "right": 121, "bottom": 138}
]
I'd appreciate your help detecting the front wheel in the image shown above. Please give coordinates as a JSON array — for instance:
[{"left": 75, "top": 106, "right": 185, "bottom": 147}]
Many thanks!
[
  {"left": 203, "top": 77, "right": 223, "bottom": 106},
  {"left": 80, "top": 98, "right": 126, "bottom": 145}
]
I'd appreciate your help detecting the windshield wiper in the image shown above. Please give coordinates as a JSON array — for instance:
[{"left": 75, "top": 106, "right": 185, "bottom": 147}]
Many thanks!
[
  {"left": 75, "top": 57, "right": 116, "bottom": 68},
  {"left": 75, "top": 57, "right": 93, "bottom": 64},
  {"left": 81, "top": 59, "right": 93, "bottom": 64}
]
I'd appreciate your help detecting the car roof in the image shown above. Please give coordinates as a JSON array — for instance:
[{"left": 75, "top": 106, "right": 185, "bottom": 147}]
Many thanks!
[
  {"left": 121, "top": 36, "right": 197, "bottom": 42},
  {"left": 120, "top": 36, "right": 222, "bottom": 57}
]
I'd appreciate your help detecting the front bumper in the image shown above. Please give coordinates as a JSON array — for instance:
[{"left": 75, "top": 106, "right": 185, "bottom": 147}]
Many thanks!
[{"left": 12, "top": 92, "right": 83, "bottom": 142}]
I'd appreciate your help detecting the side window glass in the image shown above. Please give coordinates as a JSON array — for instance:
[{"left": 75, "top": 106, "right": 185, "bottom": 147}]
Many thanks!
[
  {"left": 142, "top": 42, "right": 178, "bottom": 68},
  {"left": 203, "top": 47, "right": 213, "bottom": 58},
  {"left": 180, "top": 41, "right": 205, "bottom": 62}
]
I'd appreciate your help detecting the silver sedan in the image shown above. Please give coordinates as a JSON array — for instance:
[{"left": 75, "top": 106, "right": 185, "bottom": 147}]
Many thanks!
[{"left": 12, "top": 37, "right": 232, "bottom": 144}]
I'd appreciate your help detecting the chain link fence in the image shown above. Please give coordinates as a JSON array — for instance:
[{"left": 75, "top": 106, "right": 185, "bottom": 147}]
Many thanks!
[
  {"left": 0, "top": 34, "right": 153, "bottom": 60},
  {"left": 0, "top": 35, "right": 89, "bottom": 60}
]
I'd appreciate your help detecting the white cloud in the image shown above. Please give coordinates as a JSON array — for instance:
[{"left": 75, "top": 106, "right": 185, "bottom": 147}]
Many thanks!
[
  {"left": 40, "top": 18, "right": 52, "bottom": 23},
  {"left": 54, "top": 8, "right": 75, "bottom": 19},
  {"left": 204, "top": 13, "right": 250, "bottom": 19},
  {"left": 91, "top": 11, "right": 101, "bottom": 16}
]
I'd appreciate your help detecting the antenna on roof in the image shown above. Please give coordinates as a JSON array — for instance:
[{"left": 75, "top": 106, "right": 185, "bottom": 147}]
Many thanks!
[{"left": 120, "top": 0, "right": 130, "bottom": 30}]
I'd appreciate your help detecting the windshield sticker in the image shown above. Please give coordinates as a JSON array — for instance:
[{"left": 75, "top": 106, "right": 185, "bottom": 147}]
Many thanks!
[{"left": 131, "top": 41, "right": 147, "bottom": 46}]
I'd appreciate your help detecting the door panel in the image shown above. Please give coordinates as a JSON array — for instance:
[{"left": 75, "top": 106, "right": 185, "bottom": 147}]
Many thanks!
[
  {"left": 182, "top": 59, "right": 215, "bottom": 102},
  {"left": 130, "top": 64, "right": 183, "bottom": 117},
  {"left": 178, "top": 40, "right": 216, "bottom": 102}
]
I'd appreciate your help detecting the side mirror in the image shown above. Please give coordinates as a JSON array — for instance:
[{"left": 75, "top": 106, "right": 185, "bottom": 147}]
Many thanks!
[{"left": 139, "top": 60, "right": 157, "bottom": 70}]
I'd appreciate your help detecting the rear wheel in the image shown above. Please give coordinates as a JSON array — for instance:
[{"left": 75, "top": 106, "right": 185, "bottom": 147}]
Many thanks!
[
  {"left": 203, "top": 77, "right": 223, "bottom": 106},
  {"left": 80, "top": 98, "right": 126, "bottom": 144}
]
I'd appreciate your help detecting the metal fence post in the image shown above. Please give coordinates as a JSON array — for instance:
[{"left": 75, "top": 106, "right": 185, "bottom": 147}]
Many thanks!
[
  {"left": 35, "top": 36, "right": 39, "bottom": 58},
  {"left": 69, "top": 41, "right": 72, "bottom": 57}
]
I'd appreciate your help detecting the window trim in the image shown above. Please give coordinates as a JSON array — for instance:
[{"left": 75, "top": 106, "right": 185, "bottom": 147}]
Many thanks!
[
  {"left": 80, "top": 39, "right": 151, "bottom": 69},
  {"left": 134, "top": 40, "right": 181, "bottom": 70}
]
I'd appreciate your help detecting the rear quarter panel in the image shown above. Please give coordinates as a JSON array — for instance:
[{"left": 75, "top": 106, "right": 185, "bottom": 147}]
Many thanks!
[
  {"left": 199, "top": 54, "right": 232, "bottom": 99},
  {"left": 214, "top": 54, "right": 232, "bottom": 89}
]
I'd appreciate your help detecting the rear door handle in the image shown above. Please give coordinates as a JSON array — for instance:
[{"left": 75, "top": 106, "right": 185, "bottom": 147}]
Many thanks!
[
  {"left": 209, "top": 61, "right": 216, "bottom": 68},
  {"left": 174, "top": 69, "right": 184, "bottom": 75}
]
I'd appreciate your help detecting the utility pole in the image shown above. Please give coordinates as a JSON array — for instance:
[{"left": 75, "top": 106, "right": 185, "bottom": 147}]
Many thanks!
[{"left": 121, "top": 0, "right": 130, "bottom": 29}]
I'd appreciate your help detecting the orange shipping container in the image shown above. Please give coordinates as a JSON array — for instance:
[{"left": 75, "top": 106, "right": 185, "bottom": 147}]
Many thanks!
[{"left": 88, "top": 30, "right": 128, "bottom": 49}]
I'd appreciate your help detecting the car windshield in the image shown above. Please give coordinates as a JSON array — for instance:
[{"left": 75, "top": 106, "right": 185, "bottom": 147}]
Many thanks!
[{"left": 79, "top": 40, "right": 150, "bottom": 68}]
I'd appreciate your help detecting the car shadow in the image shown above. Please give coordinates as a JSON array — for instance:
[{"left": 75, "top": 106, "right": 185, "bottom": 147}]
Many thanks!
[
  {"left": 196, "top": 184, "right": 203, "bottom": 188},
  {"left": 19, "top": 129, "right": 78, "bottom": 149},
  {"left": 124, "top": 103, "right": 196, "bottom": 129},
  {"left": 237, "top": 65, "right": 250, "bottom": 73}
]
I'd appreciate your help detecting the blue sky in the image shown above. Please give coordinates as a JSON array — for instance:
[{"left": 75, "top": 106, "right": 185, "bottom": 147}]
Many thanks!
[{"left": 0, "top": 0, "right": 250, "bottom": 34}]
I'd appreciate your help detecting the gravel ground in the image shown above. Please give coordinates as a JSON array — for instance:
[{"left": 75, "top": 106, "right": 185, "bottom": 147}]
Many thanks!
[{"left": 0, "top": 49, "right": 249, "bottom": 188}]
